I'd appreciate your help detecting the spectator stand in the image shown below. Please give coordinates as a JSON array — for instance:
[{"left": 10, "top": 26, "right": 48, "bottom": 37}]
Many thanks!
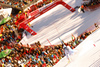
[
  {"left": 0, "top": 19, "right": 99, "bottom": 67},
  {"left": 0, "top": 2, "right": 22, "bottom": 11},
  {"left": 0, "top": 0, "right": 39, "bottom": 11},
  {"left": 0, "top": 0, "right": 100, "bottom": 67},
  {"left": 82, "top": 0, "right": 100, "bottom": 11}
]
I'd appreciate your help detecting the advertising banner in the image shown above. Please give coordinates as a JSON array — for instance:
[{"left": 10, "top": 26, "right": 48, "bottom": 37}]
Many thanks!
[
  {"left": 29, "top": 9, "right": 40, "bottom": 17},
  {"left": 39, "top": 2, "right": 54, "bottom": 12}
]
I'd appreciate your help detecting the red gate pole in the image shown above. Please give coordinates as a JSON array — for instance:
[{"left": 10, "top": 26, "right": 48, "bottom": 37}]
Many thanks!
[{"left": 47, "top": 39, "right": 52, "bottom": 46}]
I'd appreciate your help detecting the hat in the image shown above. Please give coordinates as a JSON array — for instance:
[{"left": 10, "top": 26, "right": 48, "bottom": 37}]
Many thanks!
[{"left": 19, "top": 11, "right": 21, "bottom": 13}]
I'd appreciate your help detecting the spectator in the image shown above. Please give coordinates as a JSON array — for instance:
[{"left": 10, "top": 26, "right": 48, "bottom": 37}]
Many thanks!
[{"left": 94, "top": 23, "right": 99, "bottom": 29}]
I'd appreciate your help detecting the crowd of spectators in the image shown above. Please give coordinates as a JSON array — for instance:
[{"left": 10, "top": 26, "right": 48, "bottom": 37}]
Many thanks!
[
  {"left": 82, "top": 0, "right": 100, "bottom": 11},
  {"left": 0, "top": 0, "right": 53, "bottom": 12},
  {"left": 0, "top": 21, "right": 99, "bottom": 67},
  {"left": 0, "top": 0, "right": 100, "bottom": 67},
  {"left": 0, "top": 17, "right": 24, "bottom": 49},
  {"left": 0, "top": 11, "right": 99, "bottom": 67},
  {"left": 28, "top": 0, "right": 53, "bottom": 12},
  {"left": 67, "top": 31, "right": 92, "bottom": 49},
  {"left": 0, "top": 41, "right": 65, "bottom": 67},
  {"left": 0, "top": 0, "right": 37, "bottom": 8},
  {"left": 82, "top": 0, "right": 100, "bottom": 6},
  {"left": 75, "top": 0, "right": 100, "bottom": 12},
  {"left": 10, "top": 0, "right": 54, "bottom": 26}
]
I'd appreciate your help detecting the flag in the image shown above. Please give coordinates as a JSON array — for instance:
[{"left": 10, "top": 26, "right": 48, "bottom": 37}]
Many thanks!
[
  {"left": 59, "top": 37, "right": 65, "bottom": 45},
  {"left": 72, "top": 34, "right": 75, "bottom": 41},
  {"left": 0, "top": 49, "right": 12, "bottom": 58}
]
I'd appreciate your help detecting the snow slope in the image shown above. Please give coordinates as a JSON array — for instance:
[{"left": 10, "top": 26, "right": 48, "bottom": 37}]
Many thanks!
[
  {"left": 54, "top": 28, "right": 100, "bottom": 67},
  {"left": 20, "top": 0, "right": 100, "bottom": 46}
]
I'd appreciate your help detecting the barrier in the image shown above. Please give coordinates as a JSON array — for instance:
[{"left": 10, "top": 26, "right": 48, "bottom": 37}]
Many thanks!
[
  {"left": 20, "top": 23, "right": 37, "bottom": 35},
  {"left": 22, "top": 1, "right": 59, "bottom": 25},
  {"left": 39, "top": 2, "right": 55, "bottom": 12},
  {"left": 15, "top": 13, "right": 26, "bottom": 25},
  {"left": 29, "top": 9, "right": 39, "bottom": 17},
  {"left": 19, "top": 0, "right": 75, "bottom": 35},
  {"left": 61, "top": 1, "right": 75, "bottom": 12}
]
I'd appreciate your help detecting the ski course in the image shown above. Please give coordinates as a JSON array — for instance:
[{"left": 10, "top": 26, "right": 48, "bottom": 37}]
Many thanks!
[
  {"left": 54, "top": 28, "right": 100, "bottom": 67},
  {"left": 20, "top": 0, "right": 100, "bottom": 46}
]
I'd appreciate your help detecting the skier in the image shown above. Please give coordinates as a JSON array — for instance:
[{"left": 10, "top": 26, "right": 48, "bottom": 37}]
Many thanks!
[
  {"left": 63, "top": 45, "right": 70, "bottom": 62},
  {"left": 75, "top": 5, "right": 85, "bottom": 13},
  {"left": 80, "top": 5, "right": 85, "bottom": 13}
]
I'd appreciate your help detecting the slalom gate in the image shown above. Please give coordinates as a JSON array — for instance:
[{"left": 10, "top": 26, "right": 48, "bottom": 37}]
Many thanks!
[{"left": 18, "top": 0, "right": 76, "bottom": 35}]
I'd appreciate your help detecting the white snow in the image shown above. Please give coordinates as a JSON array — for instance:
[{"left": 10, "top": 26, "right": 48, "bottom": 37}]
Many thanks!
[
  {"left": 20, "top": 0, "right": 100, "bottom": 46},
  {"left": 20, "top": 0, "right": 100, "bottom": 67},
  {"left": 54, "top": 28, "right": 100, "bottom": 67}
]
